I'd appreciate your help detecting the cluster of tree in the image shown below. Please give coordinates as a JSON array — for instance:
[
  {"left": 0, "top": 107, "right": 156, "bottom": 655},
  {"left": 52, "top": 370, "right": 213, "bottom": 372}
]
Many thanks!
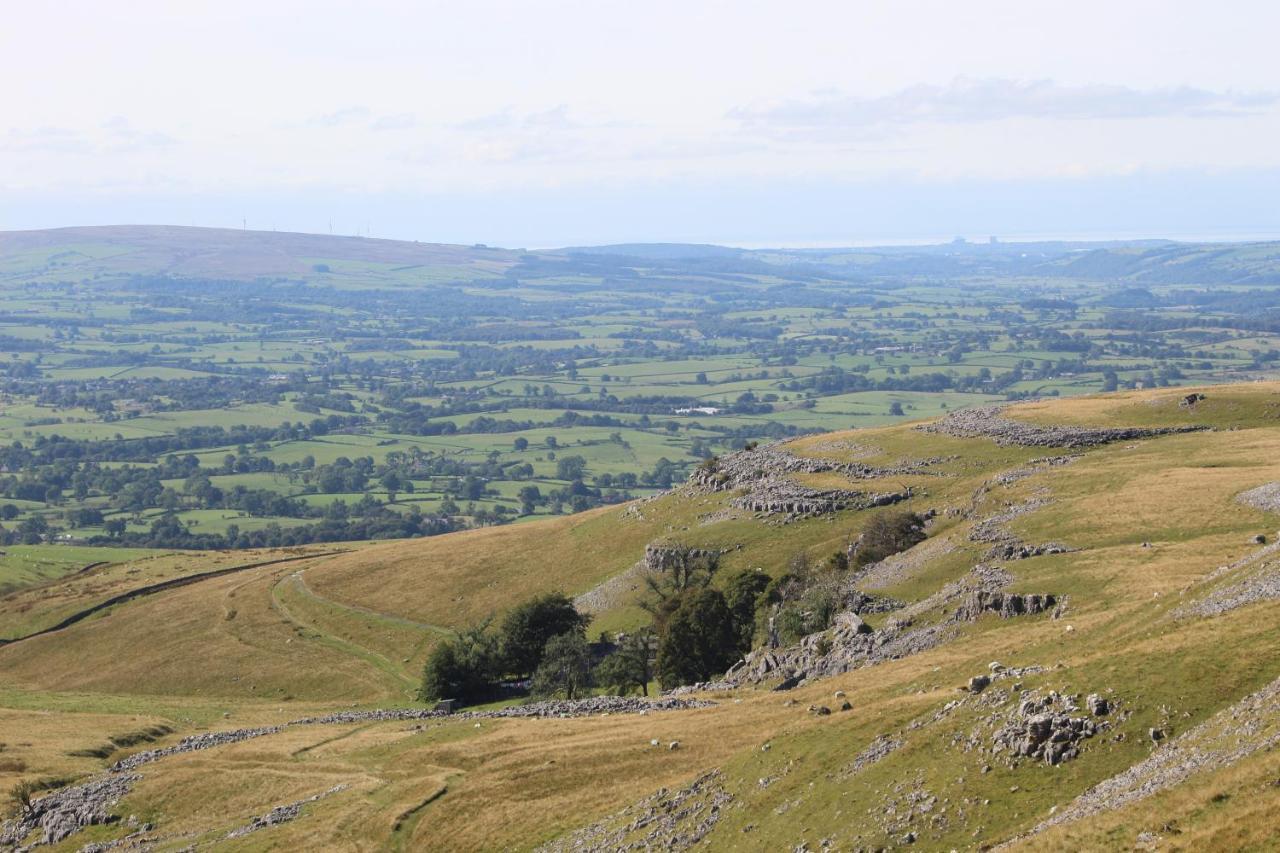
[
  {"left": 416, "top": 509, "right": 932, "bottom": 705},
  {"left": 419, "top": 593, "right": 593, "bottom": 703}
]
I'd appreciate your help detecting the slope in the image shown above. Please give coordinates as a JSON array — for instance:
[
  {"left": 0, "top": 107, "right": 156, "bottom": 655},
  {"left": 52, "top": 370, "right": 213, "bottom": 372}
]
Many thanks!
[{"left": 4, "top": 382, "right": 1280, "bottom": 850}]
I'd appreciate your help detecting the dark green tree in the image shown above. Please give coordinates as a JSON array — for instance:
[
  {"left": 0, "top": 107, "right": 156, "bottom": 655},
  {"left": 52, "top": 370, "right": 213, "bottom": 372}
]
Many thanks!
[
  {"left": 500, "top": 593, "right": 589, "bottom": 678},
  {"left": 555, "top": 455, "right": 587, "bottom": 480},
  {"left": 723, "top": 568, "right": 771, "bottom": 652},
  {"left": 419, "top": 621, "right": 499, "bottom": 703},
  {"left": 655, "top": 588, "right": 738, "bottom": 689}
]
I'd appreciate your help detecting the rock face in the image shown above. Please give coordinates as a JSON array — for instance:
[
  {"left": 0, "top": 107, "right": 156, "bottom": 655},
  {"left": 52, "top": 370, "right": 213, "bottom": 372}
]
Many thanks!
[
  {"left": 689, "top": 443, "right": 940, "bottom": 491},
  {"left": 1025, "top": 673, "right": 1280, "bottom": 839},
  {"left": 0, "top": 773, "right": 139, "bottom": 848},
  {"left": 686, "top": 442, "right": 933, "bottom": 521},
  {"left": 953, "top": 590, "right": 1057, "bottom": 621},
  {"left": 919, "top": 406, "right": 1207, "bottom": 448},
  {"left": 725, "top": 562, "right": 1056, "bottom": 689},
  {"left": 641, "top": 544, "right": 725, "bottom": 573}
]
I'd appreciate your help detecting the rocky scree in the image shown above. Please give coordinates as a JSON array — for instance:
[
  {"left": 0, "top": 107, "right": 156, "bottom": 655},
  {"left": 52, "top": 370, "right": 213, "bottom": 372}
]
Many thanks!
[{"left": 918, "top": 406, "right": 1207, "bottom": 448}]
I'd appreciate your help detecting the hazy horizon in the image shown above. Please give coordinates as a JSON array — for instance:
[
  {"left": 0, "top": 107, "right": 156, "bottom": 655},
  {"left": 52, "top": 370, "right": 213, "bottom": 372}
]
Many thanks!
[{"left": 6, "top": 1, "right": 1280, "bottom": 246}]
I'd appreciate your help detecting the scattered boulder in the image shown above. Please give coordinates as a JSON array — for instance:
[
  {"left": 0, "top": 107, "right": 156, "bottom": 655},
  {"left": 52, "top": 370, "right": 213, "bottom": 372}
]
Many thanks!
[
  {"left": 989, "top": 692, "right": 1105, "bottom": 765},
  {"left": 969, "top": 675, "right": 992, "bottom": 694}
]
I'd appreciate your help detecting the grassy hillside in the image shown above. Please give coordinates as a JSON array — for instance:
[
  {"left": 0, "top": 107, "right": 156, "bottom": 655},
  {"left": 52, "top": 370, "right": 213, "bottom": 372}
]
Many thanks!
[{"left": 5, "top": 382, "right": 1280, "bottom": 849}]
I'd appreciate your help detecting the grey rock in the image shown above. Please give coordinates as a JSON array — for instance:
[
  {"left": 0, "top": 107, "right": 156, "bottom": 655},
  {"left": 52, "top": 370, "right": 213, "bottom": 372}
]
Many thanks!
[{"left": 918, "top": 405, "right": 1208, "bottom": 449}]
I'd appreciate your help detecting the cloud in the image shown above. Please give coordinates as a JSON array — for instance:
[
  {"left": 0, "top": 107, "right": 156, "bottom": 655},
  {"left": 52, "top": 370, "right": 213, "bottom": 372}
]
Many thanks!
[
  {"left": 2, "top": 126, "right": 92, "bottom": 153},
  {"left": 3, "top": 120, "right": 176, "bottom": 154},
  {"left": 305, "top": 106, "right": 372, "bottom": 127},
  {"left": 731, "top": 78, "right": 1280, "bottom": 132},
  {"left": 370, "top": 113, "right": 417, "bottom": 131},
  {"left": 456, "top": 105, "right": 577, "bottom": 132},
  {"left": 101, "top": 116, "right": 178, "bottom": 149}
]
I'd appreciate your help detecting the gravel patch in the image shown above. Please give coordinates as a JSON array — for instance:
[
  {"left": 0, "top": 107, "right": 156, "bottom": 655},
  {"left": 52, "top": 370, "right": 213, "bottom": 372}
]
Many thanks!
[{"left": 1238, "top": 482, "right": 1280, "bottom": 513}]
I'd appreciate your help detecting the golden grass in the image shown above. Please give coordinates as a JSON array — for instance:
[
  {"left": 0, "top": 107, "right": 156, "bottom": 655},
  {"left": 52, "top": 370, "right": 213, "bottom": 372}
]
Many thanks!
[
  {"left": 8, "top": 384, "right": 1280, "bottom": 849},
  {"left": 0, "top": 562, "right": 407, "bottom": 703}
]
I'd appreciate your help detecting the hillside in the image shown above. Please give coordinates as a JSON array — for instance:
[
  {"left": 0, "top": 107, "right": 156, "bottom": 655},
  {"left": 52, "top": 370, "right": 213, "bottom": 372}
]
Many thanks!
[
  {"left": 4, "top": 382, "right": 1280, "bottom": 849},
  {"left": 0, "top": 225, "right": 519, "bottom": 283}
]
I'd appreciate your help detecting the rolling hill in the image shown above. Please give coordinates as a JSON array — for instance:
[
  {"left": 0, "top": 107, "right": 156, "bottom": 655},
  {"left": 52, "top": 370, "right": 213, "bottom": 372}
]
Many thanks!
[{"left": 4, "top": 382, "right": 1280, "bottom": 849}]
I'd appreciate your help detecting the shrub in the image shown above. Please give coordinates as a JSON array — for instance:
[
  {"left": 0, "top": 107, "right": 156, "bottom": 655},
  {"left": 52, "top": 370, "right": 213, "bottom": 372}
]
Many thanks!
[
  {"left": 774, "top": 585, "right": 839, "bottom": 645},
  {"left": 855, "top": 510, "right": 927, "bottom": 566}
]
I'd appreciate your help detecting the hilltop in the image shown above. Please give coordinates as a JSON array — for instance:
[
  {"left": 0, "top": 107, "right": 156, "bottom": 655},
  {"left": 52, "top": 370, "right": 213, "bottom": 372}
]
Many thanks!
[
  {"left": 4, "top": 382, "right": 1280, "bottom": 849},
  {"left": 0, "top": 225, "right": 519, "bottom": 282}
]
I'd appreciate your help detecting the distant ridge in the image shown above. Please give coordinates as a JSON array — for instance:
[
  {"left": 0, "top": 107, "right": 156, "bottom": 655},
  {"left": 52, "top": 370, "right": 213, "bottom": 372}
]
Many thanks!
[
  {"left": 0, "top": 224, "right": 519, "bottom": 280},
  {"left": 556, "top": 242, "right": 748, "bottom": 260}
]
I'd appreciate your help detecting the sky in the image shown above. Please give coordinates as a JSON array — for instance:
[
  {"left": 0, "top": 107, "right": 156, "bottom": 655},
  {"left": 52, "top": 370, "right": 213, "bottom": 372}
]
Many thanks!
[{"left": 4, "top": 0, "right": 1280, "bottom": 247}]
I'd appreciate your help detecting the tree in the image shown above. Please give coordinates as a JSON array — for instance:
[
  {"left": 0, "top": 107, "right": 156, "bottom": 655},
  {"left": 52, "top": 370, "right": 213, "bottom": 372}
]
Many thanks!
[
  {"left": 888, "top": 401, "right": 905, "bottom": 416},
  {"left": 9, "top": 778, "right": 40, "bottom": 817},
  {"left": 595, "top": 631, "right": 653, "bottom": 696},
  {"left": 656, "top": 588, "right": 738, "bottom": 689},
  {"left": 723, "top": 568, "right": 770, "bottom": 652},
  {"left": 499, "top": 593, "right": 589, "bottom": 678},
  {"left": 517, "top": 485, "right": 542, "bottom": 516},
  {"left": 555, "top": 455, "right": 587, "bottom": 481},
  {"left": 419, "top": 621, "right": 499, "bottom": 704},
  {"left": 530, "top": 632, "right": 593, "bottom": 699},
  {"left": 640, "top": 545, "right": 720, "bottom": 627},
  {"left": 855, "top": 510, "right": 927, "bottom": 566},
  {"left": 513, "top": 437, "right": 529, "bottom": 451}
]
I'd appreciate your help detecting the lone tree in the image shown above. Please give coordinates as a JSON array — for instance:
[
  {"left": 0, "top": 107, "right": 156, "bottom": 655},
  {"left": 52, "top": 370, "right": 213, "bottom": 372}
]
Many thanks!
[
  {"left": 656, "top": 588, "right": 738, "bottom": 689},
  {"left": 595, "top": 630, "right": 653, "bottom": 695},
  {"left": 500, "top": 593, "right": 588, "bottom": 678},
  {"left": 855, "top": 510, "right": 927, "bottom": 567},
  {"left": 8, "top": 779, "right": 40, "bottom": 818},
  {"left": 531, "top": 632, "right": 594, "bottom": 700}
]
